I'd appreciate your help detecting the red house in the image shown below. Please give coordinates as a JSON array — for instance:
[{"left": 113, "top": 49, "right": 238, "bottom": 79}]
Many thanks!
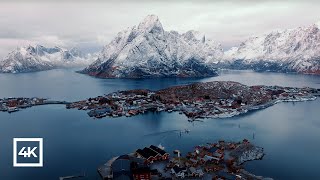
[
  {"left": 136, "top": 148, "right": 159, "bottom": 164},
  {"left": 132, "top": 167, "right": 151, "bottom": 180},
  {"left": 7, "top": 100, "right": 18, "bottom": 107},
  {"left": 149, "top": 145, "right": 170, "bottom": 160}
]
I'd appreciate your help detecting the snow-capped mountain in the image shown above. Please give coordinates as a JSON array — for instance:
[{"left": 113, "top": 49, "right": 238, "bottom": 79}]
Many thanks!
[
  {"left": 0, "top": 45, "right": 92, "bottom": 73},
  {"left": 80, "top": 15, "right": 223, "bottom": 78},
  {"left": 221, "top": 21, "right": 320, "bottom": 74}
]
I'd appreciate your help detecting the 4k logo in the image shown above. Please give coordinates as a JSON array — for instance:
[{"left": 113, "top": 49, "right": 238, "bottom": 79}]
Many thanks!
[
  {"left": 13, "top": 138, "right": 43, "bottom": 167},
  {"left": 18, "top": 147, "right": 38, "bottom": 158}
]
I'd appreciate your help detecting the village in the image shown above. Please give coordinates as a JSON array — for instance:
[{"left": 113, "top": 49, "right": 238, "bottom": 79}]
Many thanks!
[
  {"left": 97, "top": 139, "right": 270, "bottom": 180},
  {"left": 66, "top": 81, "right": 319, "bottom": 120},
  {"left": 0, "top": 97, "right": 69, "bottom": 113},
  {"left": 1, "top": 81, "right": 319, "bottom": 118}
]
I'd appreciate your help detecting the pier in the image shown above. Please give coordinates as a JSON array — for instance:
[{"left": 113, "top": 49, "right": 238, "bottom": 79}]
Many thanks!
[{"left": 97, "top": 156, "right": 118, "bottom": 179}]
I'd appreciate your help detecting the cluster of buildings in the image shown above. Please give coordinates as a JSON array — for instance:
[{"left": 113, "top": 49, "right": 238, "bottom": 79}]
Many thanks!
[
  {"left": 67, "top": 81, "right": 319, "bottom": 120},
  {"left": 136, "top": 145, "right": 170, "bottom": 163},
  {"left": 98, "top": 139, "right": 268, "bottom": 180},
  {"left": 0, "top": 97, "right": 45, "bottom": 113},
  {"left": 67, "top": 90, "right": 162, "bottom": 118},
  {"left": 163, "top": 140, "right": 247, "bottom": 179},
  {"left": 2, "top": 82, "right": 318, "bottom": 118}
]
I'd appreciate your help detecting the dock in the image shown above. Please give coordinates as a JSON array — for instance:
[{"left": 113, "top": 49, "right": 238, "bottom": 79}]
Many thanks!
[{"left": 97, "top": 156, "right": 118, "bottom": 179}]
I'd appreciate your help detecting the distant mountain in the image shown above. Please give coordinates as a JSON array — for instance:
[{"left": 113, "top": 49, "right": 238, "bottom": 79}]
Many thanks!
[
  {"left": 80, "top": 15, "right": 223, "bottom": 78},
  {"left": 0, "top": 45, "right": 92, "bottom": 73},
  {"left": 7, "top": 16, "right": 318, "bottom": 76},
  {"left": 221, "top": 21, "right": 320, "bottom": 75}
]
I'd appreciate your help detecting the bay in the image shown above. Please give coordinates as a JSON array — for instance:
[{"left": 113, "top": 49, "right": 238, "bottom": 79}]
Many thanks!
[{"left": 0, "top": 69, "right": 319, "bottom": 180}]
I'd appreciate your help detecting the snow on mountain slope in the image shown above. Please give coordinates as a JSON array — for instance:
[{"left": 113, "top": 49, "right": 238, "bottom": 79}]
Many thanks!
[
  {"left": 222, "top": 22, "right": 320, "bottom": 74},
  {"left": 80, "top": 15, "right": 223, "bottom": 78},
  {"left": 0, "top": 45, "right": 92, "bottom": 73}
]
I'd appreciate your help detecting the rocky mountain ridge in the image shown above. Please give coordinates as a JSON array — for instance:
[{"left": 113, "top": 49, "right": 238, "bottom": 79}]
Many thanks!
[
  {"left": 80, "top": 15, "right": 223, "bottom": 78},
  {"left": 221, "top": 21, "right": 320, "bottom": 74}
]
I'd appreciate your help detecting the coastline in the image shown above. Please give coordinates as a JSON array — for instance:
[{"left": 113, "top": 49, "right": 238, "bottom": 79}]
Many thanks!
[
  {"left": 1, "top": 81, "right": 319, "bottom": 121},
  {"left": 98, "top": 139, "right": 273, "bottom": 180},
  {"left": 66, "top": 81, "right": 319, "bottom": 120}
]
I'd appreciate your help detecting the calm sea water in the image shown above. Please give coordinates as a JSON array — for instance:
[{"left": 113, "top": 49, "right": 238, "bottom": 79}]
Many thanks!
[{"left": 0, "top": 69, "right": 319, "bottom": 180}]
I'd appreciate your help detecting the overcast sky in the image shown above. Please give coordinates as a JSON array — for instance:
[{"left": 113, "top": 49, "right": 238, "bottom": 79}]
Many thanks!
[{"left": 0, "top": 0, "right": 319, "bottom": 57}]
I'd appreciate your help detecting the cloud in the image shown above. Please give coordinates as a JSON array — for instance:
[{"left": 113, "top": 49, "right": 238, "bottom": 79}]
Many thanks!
[
  {"left": 0, "top": 38, "right": 30, "bottom": 58},
  {"left": 0, "top": 0, "right": 319, "bottom": 57},
  {"left": 34, "top": 35, "right": 68, "bottom": 47}
]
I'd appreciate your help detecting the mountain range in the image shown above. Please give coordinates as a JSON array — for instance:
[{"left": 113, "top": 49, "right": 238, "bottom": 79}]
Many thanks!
[
  {"left": 1, "top": 15, "right": 319, "bottom": 76},
  {"left": 0, "top": 45, "right": 92, "bottom": 73},
  {"left": 81, "top": 15, "right": 320, "bottom": 77},
  {"left": 221, "top": 21, "right": 320, "bottom": 74}
]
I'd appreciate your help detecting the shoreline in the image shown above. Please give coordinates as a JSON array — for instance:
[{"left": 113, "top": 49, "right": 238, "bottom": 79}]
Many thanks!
[
  {"left": 98, "top": 139, "right": 272, "bottom": 180},
  {"left": 1, "top": 81, "right": 319, "bottom": 121},
  {"left": 67, "top": 81, "right": 319, "bottom": 120}
]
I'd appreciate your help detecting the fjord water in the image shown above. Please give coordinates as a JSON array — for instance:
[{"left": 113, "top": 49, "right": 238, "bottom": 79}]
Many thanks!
[{"left": 0, "top": 69, "right": 319, "bottom": 180}]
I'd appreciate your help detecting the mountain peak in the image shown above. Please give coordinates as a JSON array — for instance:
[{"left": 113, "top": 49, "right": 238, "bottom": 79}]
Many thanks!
[
  {"left": 140, "top": 14, "right": 159, "bottom": 25},
  {"left": 183, "top": 30, "right": 205, "bottom": 42},
  {"left": 81, "top": 15, "right": 223, "bottom": 78},
  {"left": 137, "top": 15, "right": 163, "bottom": 33}
]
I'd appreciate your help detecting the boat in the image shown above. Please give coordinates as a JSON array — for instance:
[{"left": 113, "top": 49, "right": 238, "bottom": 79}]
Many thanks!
[
  {"left": 8, "top": 107, "right": 19, "bottom": 113},
  {"left": 158, "top": 144, "right": 165, "bottom": 150},
  {"left": 157, "top": 107, "right": 164, "bottom": 112},
  {"left": 188, "top": 118, "right": 195, "bottom": 122},
  {"left": 95, "top": 113, "right": 107, "bottom": 118}
]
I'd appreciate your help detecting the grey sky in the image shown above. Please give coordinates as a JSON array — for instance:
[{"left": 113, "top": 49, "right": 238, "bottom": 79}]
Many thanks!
[{"left": 0, "top": 0, "right": 319, "bottom": 57}]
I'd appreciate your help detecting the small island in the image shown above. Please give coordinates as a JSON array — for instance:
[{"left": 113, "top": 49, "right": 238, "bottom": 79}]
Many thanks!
[
  {"left": 0, "top": 97, "right": 69, "bottom": 113},
  {"left": 1, "top": 81, "right": 319, "bottom": 120},
  {"left": 67, "top": 81, "right": 319, "bottom": 120},
  {"left": 98, "top": 139, "right": 272, "bottom": 179}
]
